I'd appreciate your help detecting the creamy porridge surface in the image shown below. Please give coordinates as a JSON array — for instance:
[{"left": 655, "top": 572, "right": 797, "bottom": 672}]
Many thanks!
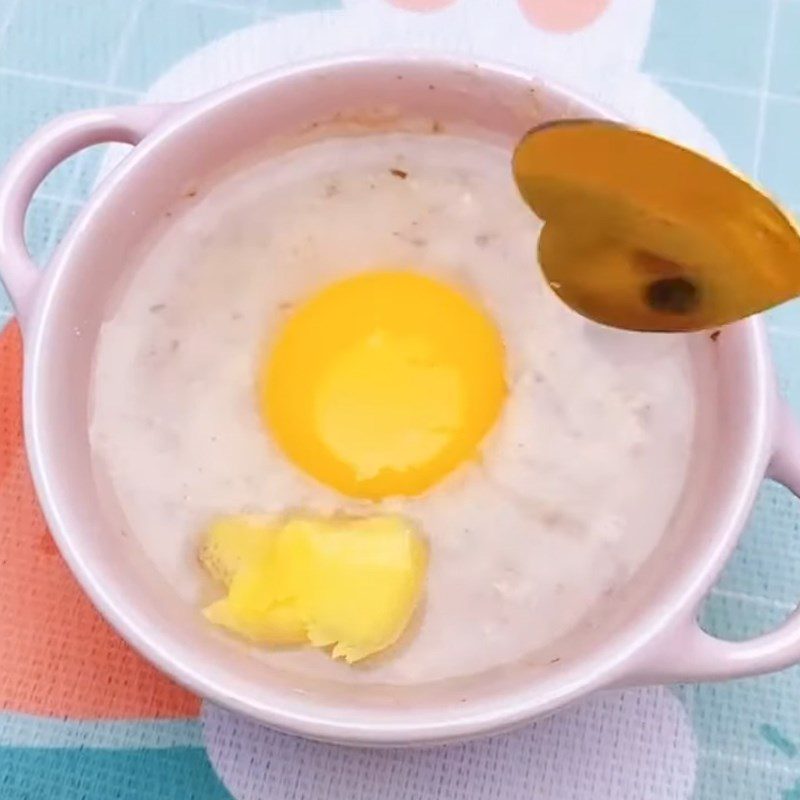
[{"left": 90, "top": 133, "right": 695, "bottom": 683}]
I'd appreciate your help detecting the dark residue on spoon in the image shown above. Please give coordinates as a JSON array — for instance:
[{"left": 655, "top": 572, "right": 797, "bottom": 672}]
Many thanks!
[{"left": 644, "top": 277, "right": 700, "bottom": 315}]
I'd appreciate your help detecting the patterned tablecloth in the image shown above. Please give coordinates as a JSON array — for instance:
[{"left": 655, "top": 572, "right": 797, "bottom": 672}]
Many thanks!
[{"left": 2, "top": 1, "right": 800, "bottom": 798}]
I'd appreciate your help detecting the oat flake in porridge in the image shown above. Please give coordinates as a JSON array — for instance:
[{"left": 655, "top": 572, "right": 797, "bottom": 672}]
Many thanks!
[{"left": 89, "top": 132, "right": 696, "bottom": 684}]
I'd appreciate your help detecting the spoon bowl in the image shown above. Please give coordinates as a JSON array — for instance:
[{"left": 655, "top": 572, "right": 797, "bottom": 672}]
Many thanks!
[{"left": 512, "top": 120, "right": 800, "bottom": 332}]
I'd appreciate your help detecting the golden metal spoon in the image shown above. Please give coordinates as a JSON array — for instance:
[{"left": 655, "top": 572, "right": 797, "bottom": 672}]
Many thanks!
[{"left": 512, "top": 119, "right": 800, "bottom": 332}]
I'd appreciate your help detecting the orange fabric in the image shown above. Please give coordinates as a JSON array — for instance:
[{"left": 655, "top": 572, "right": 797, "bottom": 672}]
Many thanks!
[{"left": 0, "top": 322, "right": 199, "bottom": 719}]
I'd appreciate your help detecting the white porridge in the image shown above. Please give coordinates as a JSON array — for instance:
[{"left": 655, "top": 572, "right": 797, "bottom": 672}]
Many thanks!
[{"left": 90, "top": 133, "right": 696, "bottom": 683}]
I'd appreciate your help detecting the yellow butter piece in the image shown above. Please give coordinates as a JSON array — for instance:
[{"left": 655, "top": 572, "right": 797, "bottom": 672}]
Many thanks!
[
  {"left": 200, "top": 515, "right": 274, "bottom": 587},
  {"left": 204, "top": 598, "right": 307, "bottom": 644},
  {"left": 200, "top": 514, "right": 427, "bottom": 663},
  {"left": 278, "top": 516, "right": 428, "bottom": 663},
  {"left": 203, "top": 556, "right": 306, "bottom": 645}
]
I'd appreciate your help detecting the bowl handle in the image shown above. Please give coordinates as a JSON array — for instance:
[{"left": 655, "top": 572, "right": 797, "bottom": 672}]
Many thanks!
[
  {"left": 0, "top": 104, "right": 173, "bottom": 330},
  {"left": 619, "top": 399, "right": 800, "bottom": 685}
]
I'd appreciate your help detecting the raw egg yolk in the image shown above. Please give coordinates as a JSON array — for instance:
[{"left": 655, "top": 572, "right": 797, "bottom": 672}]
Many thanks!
[{"left": 262, "top": 270, "right": 507, "bottom": 499}]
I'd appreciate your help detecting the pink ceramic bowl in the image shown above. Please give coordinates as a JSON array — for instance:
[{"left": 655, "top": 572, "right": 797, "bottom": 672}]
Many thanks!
[{"left": 1, "top": 56, "right": 800, "bottom": 746}]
